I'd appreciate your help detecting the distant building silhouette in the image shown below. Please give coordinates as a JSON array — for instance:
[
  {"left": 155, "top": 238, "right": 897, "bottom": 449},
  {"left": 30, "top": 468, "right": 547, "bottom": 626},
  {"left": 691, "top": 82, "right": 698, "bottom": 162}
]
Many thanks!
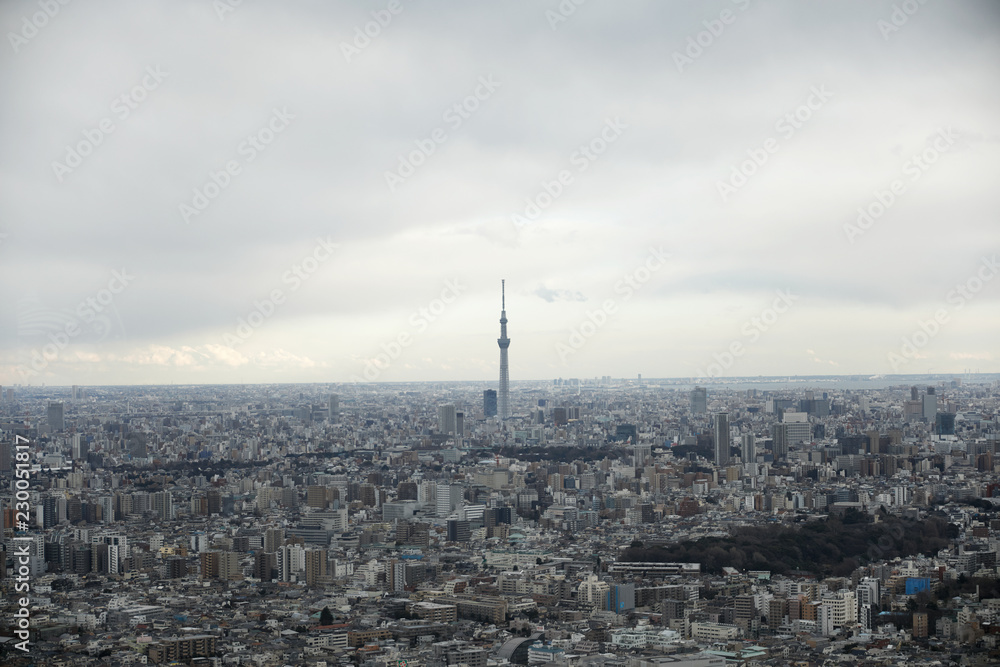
[
  {"left": 47, "top": 402, "right": 65, "bottom": 431},
  {"left": 690, "top": 386, "right": 707, "bottom": 414}
]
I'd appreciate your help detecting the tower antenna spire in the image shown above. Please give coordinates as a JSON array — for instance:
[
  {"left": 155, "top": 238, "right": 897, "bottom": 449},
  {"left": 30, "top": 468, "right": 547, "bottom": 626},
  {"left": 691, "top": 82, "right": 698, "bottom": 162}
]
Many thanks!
[{"left": 497, "top": 279, "right": 510, "bottom": 420}]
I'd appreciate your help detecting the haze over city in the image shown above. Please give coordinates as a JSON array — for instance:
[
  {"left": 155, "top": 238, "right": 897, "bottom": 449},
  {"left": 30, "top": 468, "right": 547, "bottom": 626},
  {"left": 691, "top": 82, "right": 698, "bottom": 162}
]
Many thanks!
[{"left": 1, "top": 0, "right": 998, "bottom": 386}]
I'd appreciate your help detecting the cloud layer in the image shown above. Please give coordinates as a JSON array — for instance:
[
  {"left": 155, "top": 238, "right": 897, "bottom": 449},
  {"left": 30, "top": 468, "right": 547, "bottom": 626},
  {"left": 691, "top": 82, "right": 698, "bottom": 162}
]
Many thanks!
[{"left": 1, "top": 0, "right": 998, "bottom": 384}]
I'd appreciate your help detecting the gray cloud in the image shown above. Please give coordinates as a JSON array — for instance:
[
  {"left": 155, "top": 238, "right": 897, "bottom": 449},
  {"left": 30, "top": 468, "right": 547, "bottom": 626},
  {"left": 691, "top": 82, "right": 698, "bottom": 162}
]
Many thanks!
[{"left": 1, "top": 0, "right": 998, "bottom": 384}]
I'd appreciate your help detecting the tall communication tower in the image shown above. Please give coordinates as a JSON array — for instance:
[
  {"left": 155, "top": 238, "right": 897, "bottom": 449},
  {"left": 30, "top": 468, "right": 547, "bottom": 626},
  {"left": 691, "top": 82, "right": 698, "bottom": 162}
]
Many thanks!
[{"left": 497, "top": 280, "right": 511, "bottom": 420}]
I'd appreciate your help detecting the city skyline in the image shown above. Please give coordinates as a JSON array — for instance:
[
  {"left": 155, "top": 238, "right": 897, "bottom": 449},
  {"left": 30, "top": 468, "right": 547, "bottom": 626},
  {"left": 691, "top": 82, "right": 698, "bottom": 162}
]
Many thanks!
[{"left": 1, "top": 1, "right": 998, "bottom": 386}]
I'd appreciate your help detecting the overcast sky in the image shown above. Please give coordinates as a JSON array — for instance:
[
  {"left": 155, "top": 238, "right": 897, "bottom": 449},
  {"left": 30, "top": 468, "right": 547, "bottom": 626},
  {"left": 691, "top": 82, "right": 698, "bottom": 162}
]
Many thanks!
[{"left": 1, "top": 0, "right": 998, "bottom": 386}]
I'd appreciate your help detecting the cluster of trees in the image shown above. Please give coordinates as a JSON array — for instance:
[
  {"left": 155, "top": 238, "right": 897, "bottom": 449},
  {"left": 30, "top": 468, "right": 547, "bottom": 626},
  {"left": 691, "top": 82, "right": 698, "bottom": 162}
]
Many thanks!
[{"left": 622, "top": 515, "right": 957, "bottom": 577}]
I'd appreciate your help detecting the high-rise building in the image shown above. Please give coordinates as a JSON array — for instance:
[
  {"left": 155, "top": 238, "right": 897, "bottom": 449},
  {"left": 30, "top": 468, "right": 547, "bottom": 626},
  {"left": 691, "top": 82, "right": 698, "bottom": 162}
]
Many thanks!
[
  {"left": 714, "top": 413, "right": 730, "bottom": 467},
  {"left": 782, "top": 411, "right": 811, "bottom": 444},
  {"left": 455, "top": 411, "right": 464, "bottom": 441},
  {"left": 447, "top": 519, "right": 471, "bottom": 542},
  {"left": 483, "top": 389, "right": 497, "bottom": 418},
  {"left": 305, "top": 549, "right": 326, "bottom": 586},
  {"left": 922, "top": 389, "right": 937, "bottom": 421},
  {"left": 867, "top": 430, "right": 881, "bottom": 455},
  {"left": 772, "top": 423, "right": 788, "bottom": 460},
  {"left": 264, "top": 527, "right": 285, "bottom": 553},
  {"left": 47, "top": 402, "right": 65, "bottom": 431},
  {"left": 152, "top": 492, "right": 173, "bottom": 520},
  {"left": 690, "top": 386, "right": 707, "bottom": 414},
  {"left": 438, "top": 404, "right": 457, "bottom": 435},
  {"left": 497, "top": 280, "right": 511, "bottom": 419},
  {"left": 741, "top": 432, "right": 755, "bottom": 463},
  {"left": 633, "top": 443, "right": 652, "bottom": 469},
  {"left": 439, "top": 483, "right": 464, "bottom": 518},
  {"left": 328, "top": 394, "right": 339, "bottom": 420},
  {"left": 605, "top": 583, "right": 635, "bottom": 613},
  {"left": 935, "top": 412, "right": 956, "bottom": 436}
]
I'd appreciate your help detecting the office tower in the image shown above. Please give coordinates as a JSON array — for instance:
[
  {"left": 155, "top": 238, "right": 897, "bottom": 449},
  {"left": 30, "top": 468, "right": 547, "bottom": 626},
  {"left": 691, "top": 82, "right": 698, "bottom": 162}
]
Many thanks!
[
  {"left": 714, "top": 413, "right": 730, "bottom": 466},
  {"left": 497, "top": 279, "right": 511, "bottom": 419},
  {"left": 328, "top": 394, "right": 339, "bottom": 420},
  {"left": 741, "top": 432, "right": 755, "bottom": 463},
  {"left": 782, "top": 411, "right": 812, "bottom": 444},
  {"left": 438, "top": 404, "right": 457, "bottom": 435},
  {"left": 436, "top": 483, "right": 463, "bottom": 518},
  {"left": 772, "top": 423, "right": 788, "bottom": 460},
  {"left": 922, "top": 388, "right": 937, "bottom": 421},
  {"left": 911, "top": 386, "right": 919, "bottom": 401},
  {"left": 0, "top": 440, "right": 10, "bottom": 472},
  {"left": 455, "top": 411, "right": 464, "bottom": 441},
  {"left": 690, "top": 386, "right": 707, "bottom": 414},
  {"left": 485, "top": 507, "right": 512, "bottom": 528},
  {"left": 447, "top": 518, "right": 471, "bottom": 542},
  {"left": 47, "top": 402, "right": 65, "bottom": 431},
  {"left": 483, "top": 389, "right": 497, "bottom": 417},
  {"left": 935, "top": 412, "right": 956, "bottom": 436}
]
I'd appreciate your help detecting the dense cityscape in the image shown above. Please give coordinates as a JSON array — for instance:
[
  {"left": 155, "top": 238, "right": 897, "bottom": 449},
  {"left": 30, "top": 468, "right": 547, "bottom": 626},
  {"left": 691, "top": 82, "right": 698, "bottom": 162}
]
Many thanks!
[
  {"left": 2, "top": 372, "right": 999, "bottom": 666},
  {"left": 3, "top": 2, "right": 998, "bottom": 667}
]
